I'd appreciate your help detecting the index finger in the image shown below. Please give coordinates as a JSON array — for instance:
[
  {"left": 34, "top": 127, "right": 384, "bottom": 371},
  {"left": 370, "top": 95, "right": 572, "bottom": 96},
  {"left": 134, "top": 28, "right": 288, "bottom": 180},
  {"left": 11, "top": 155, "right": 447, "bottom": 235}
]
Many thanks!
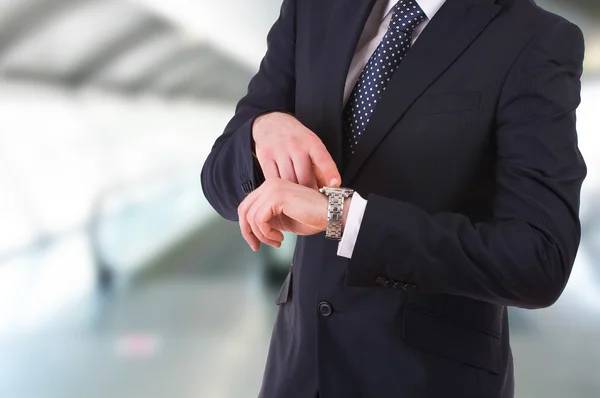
[{"left": 309, "top": 144, "right": 341, "bottom": 188}]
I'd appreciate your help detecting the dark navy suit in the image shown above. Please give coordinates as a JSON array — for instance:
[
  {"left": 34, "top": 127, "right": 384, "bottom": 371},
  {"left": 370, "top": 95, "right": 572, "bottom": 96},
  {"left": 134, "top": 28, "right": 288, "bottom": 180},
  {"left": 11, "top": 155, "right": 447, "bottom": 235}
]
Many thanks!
[{"left": 201, "top": 0, "right": 586, "bottom": 396}]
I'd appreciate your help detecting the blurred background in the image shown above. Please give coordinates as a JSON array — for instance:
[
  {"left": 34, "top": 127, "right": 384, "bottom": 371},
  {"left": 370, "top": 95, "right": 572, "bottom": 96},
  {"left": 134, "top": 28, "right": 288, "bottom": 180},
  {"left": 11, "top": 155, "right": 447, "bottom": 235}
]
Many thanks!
[{"left": 0, "top": 0, "right": 598, "bottom": 397}]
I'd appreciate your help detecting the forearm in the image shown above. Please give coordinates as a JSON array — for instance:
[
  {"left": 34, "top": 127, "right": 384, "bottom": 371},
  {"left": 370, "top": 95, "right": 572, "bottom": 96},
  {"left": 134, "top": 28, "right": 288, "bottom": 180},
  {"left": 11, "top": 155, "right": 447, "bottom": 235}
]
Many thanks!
[
  {"left": 346, "top": 194, "right": 579, "bottom": 309},
  {"left": 201, "top": 113, "right": 264, "bottom": 221},
  {"left": 200, "top": 0, "right": 297, "bottom": 221}
]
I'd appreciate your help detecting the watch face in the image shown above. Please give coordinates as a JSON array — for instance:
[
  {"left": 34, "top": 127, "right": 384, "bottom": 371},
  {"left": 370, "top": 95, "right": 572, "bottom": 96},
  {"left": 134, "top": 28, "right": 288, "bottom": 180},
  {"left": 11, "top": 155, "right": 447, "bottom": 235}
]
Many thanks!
[
  {"left": 320, "top": 187, "right": 354, "bottom": 196},
  {"left": 338, "top": 188, "right": 354, "bottom": 197}
]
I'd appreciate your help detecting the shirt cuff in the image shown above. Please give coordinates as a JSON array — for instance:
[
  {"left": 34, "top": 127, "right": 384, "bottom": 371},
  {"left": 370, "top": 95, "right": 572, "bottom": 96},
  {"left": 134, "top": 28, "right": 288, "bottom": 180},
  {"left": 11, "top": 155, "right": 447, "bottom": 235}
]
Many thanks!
[{"left": 337, "top": 192, "right": 367, "bottom": 259}]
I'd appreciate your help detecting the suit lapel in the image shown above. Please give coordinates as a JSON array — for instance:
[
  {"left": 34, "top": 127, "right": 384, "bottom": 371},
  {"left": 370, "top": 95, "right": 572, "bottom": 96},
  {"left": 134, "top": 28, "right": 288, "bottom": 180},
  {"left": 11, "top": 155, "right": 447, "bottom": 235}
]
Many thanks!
[
  {"left": 342, "top": 0, "right": 502, "bottom": 184},
  {"left": 317, "top": 0, "right": 377, "bottom": 173}
]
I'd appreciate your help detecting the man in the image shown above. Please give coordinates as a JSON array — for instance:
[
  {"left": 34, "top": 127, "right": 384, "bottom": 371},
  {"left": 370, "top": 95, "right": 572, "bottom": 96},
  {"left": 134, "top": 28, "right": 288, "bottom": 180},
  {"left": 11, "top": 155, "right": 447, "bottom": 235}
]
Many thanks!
[{"left": 201, "top": 0, "right": 586, "bottom": 396}]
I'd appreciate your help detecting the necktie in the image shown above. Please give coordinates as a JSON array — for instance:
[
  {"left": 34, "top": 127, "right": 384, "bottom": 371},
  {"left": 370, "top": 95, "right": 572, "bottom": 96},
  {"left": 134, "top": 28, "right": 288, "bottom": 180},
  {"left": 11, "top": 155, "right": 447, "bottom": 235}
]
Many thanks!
[{"left": 343, "top": 0, "right": 426, "bottom": 160}]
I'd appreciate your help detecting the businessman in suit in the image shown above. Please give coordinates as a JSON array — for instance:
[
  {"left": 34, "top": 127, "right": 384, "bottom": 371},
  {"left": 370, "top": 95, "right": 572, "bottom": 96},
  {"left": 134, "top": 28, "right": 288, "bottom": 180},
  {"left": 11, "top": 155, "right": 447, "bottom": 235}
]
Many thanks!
[{"left": 201, "top": 0, "right": 586, "bottom": 396}]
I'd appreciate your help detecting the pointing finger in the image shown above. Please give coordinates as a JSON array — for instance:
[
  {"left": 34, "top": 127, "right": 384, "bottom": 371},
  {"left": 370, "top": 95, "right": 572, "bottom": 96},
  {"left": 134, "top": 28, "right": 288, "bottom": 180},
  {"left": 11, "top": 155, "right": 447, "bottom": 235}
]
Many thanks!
[
  {"left": 310, "top": 144, "right": 341, "bottom": 188},
  {"left": 292, "top": 154, "right": 317, "bottom": 189}
]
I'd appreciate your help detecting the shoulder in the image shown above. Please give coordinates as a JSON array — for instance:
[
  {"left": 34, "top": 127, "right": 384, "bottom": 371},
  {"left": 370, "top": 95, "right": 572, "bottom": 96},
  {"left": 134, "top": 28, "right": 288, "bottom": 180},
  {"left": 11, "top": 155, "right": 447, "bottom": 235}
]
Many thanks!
[
  {"left": 497, "top": 0, "right": 582, "bottom": 38},
  {"left": 491, "top": 0, "right": 584, "bottom": 62}
]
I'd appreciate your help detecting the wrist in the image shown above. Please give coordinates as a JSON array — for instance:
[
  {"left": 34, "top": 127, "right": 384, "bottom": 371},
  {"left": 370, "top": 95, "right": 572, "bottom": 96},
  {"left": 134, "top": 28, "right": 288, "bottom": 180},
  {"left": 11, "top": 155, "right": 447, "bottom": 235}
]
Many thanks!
[
  {"left": 252, "top": 111, "right": 288, "bottom": 142},
  {"left": 319, "top": 187, "right": 354, "bottom": 239},
  {"left": 251, "top": 113, "right": 268, "bottom": 143}
]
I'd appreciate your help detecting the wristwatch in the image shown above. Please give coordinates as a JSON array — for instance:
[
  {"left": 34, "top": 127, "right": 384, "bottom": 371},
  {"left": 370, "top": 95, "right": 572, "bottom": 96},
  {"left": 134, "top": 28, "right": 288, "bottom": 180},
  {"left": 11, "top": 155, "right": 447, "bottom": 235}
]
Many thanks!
[{"left": 319, "top": 187, "right": 354, "bottom": 240}]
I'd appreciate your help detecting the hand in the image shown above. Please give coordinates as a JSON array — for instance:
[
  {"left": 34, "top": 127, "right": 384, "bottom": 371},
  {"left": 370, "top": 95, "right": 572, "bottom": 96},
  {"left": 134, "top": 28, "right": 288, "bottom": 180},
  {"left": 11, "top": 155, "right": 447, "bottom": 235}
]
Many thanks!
[
  {"left": 252, "top": 112, "right": 341, "bottom": 189},
  {"left": 238, "top": 179, "right": 351, "bottom": 251}
]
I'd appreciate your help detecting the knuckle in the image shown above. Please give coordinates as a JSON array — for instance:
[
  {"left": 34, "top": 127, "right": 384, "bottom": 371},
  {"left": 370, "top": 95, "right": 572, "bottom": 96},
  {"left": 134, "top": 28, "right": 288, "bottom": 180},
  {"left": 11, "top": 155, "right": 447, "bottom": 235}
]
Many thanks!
[
  {"left": 298, "top": 178, "right": 310, "bottom": 187},
  {"left": 265, "top": 182, "right": 278, "bottom": 193},
  {"left": 311, "top": 145, "right": 326, "bottom": 159},
  {"left": 263, "top": 170, "right": 277, "bottom": 180},
  {"left": 257, "top": 146, "right": 274, "bottom": 158},
  {"left": 288, "top": 134, "right": 301, "bottom": 145},
  {"left": 288, "top": 144, "right": 304, "bottom": 158},
  {"left": 304, "top": 136, "right": 320, "bottom": 150},
  {"left": 289, "top": 146, "right": 304, "bottom": 158},
  {"left": 297, "top": 172, "right": 311, "bottom": 185}
]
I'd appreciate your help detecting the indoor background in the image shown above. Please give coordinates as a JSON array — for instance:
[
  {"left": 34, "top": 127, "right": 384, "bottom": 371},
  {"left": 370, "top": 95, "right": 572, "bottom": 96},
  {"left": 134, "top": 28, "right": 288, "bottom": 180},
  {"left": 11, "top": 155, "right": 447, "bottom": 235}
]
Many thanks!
[{"left": 0, "top": 0, "right": 598, "bottom": 397}]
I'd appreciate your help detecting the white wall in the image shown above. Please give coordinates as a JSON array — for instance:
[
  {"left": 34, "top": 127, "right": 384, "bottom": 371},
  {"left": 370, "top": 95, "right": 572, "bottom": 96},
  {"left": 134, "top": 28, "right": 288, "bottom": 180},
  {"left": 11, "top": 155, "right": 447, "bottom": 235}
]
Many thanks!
[{"left": 0, "top": 81, "right": 234, "bottom": 253}]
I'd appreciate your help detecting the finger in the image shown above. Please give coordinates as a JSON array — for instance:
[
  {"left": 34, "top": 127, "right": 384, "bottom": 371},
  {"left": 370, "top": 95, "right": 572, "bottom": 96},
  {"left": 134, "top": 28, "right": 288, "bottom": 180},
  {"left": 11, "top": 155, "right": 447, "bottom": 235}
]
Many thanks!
[
  {"left": 239, "top": 215, "right": 260, "bottom": 251},
  {"left": 276, "top": 156, "right": 298, "bottom": 184},
  {"left": 260, "top": 159, "right": 280, "bottom": 180},
  {"left": 247, "top": 199, "right": 282, "bottom": 248},
  {"left": 238, "top": 192, "right": 261, "bottom": 251},
  {"left": 313, "top": 166, "right": 327, "bottom": 189},
  {"left": 256, "top": 205, "right": 284, "bottom": 243},
  {"left": 238, "top": 188, "right": 260, "bottom": 221},
  {"left": 292, "top": 154, "right": 317, "bottom": 189},
  {"left": 309, "top": 144, "right": 341, "bottom": 187}
]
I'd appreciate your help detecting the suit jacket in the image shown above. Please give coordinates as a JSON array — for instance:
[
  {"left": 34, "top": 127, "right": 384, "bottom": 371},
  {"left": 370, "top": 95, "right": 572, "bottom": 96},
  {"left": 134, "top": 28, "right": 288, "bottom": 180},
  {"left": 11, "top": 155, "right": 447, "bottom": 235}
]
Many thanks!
[{"left": 201, "top": 0, "right": 586, "bottom": 396}]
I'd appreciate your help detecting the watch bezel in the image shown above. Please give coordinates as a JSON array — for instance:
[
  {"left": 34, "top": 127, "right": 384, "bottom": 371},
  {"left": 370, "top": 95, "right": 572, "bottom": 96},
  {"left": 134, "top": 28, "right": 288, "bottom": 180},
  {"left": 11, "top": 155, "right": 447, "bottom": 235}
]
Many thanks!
[{"left": 319, "top": 187, "right": 354, "bottom": 197}]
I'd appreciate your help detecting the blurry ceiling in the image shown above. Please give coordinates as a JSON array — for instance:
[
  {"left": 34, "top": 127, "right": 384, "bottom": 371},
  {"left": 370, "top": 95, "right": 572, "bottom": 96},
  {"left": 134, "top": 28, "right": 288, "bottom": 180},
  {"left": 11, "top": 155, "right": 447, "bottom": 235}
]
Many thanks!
[
  {"left": 0, "top": 0, "right": 256, "bottom": 102},
  {"left": 0, "top": 0, "right": 597, "bottom": 103}
]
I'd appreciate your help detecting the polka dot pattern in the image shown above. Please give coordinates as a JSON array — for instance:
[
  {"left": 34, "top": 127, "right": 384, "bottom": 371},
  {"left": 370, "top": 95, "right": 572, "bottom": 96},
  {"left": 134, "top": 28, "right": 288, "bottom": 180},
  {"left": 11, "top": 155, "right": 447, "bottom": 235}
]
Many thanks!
[{"left": 342, "top": 0, "right": 425, "bottom": 160}]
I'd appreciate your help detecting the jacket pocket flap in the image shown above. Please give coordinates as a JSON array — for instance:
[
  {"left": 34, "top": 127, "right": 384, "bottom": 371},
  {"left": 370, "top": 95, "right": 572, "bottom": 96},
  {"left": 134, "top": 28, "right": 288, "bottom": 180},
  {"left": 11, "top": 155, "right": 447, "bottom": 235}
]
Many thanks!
[
  {"left": 411, "top": 91, "right": 481, "bottom": 115},
  {"left": 402, "top": 307, "right": 501, "bottom": 374}
]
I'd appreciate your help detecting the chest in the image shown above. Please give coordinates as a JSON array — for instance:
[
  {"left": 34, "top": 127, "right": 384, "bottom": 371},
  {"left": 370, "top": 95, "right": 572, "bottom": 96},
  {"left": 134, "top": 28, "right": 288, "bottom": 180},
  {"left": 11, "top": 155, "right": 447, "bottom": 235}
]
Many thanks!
[{"left": 290, "top": 0, "right": 529, "bottom": 207}]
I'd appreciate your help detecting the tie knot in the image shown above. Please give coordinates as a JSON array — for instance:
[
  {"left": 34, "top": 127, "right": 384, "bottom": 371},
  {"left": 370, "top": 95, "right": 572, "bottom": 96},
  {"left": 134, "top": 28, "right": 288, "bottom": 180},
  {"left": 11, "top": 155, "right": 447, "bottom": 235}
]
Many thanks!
[{"left": 390, "top": 0, "right": 426, "bottom": 34}]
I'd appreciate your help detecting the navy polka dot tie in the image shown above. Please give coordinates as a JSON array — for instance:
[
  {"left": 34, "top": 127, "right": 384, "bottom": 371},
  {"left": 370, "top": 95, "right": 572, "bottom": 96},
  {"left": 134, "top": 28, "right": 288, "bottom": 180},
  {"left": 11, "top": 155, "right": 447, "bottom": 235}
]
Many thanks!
[{"left": 343, "top": 0, "right": 426, "bottom": 160}]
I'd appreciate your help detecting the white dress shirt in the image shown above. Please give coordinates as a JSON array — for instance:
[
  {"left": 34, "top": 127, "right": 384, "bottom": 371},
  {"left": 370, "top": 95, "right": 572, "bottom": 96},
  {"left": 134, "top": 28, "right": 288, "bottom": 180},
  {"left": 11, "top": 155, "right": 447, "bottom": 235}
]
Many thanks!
[{"left": 337, "top": 0, "right": 446, "bottom": 258}]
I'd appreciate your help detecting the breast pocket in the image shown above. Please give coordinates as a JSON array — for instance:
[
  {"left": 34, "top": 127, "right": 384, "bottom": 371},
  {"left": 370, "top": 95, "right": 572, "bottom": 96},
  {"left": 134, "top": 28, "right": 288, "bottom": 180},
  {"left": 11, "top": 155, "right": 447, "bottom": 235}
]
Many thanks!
[{"left": 410, "top": 91, "right": 481, "bottom": 115}]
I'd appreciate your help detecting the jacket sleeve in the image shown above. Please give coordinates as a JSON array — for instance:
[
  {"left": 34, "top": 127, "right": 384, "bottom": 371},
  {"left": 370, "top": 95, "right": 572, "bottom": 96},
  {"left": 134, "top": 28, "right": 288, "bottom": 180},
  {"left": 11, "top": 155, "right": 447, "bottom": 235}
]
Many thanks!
[
  {"left": 201, "top": 0, "right": 297, "bottom": 221},
  {"left": 345, "top": 20, "right": 587, "bottom": 309}
]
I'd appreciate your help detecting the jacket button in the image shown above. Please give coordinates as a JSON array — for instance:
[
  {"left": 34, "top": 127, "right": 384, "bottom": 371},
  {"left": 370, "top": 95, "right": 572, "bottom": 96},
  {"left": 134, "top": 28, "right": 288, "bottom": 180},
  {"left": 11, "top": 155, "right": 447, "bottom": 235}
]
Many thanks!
[{"left": 318, "top": 301, "right": 333, "bottom": 317}]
